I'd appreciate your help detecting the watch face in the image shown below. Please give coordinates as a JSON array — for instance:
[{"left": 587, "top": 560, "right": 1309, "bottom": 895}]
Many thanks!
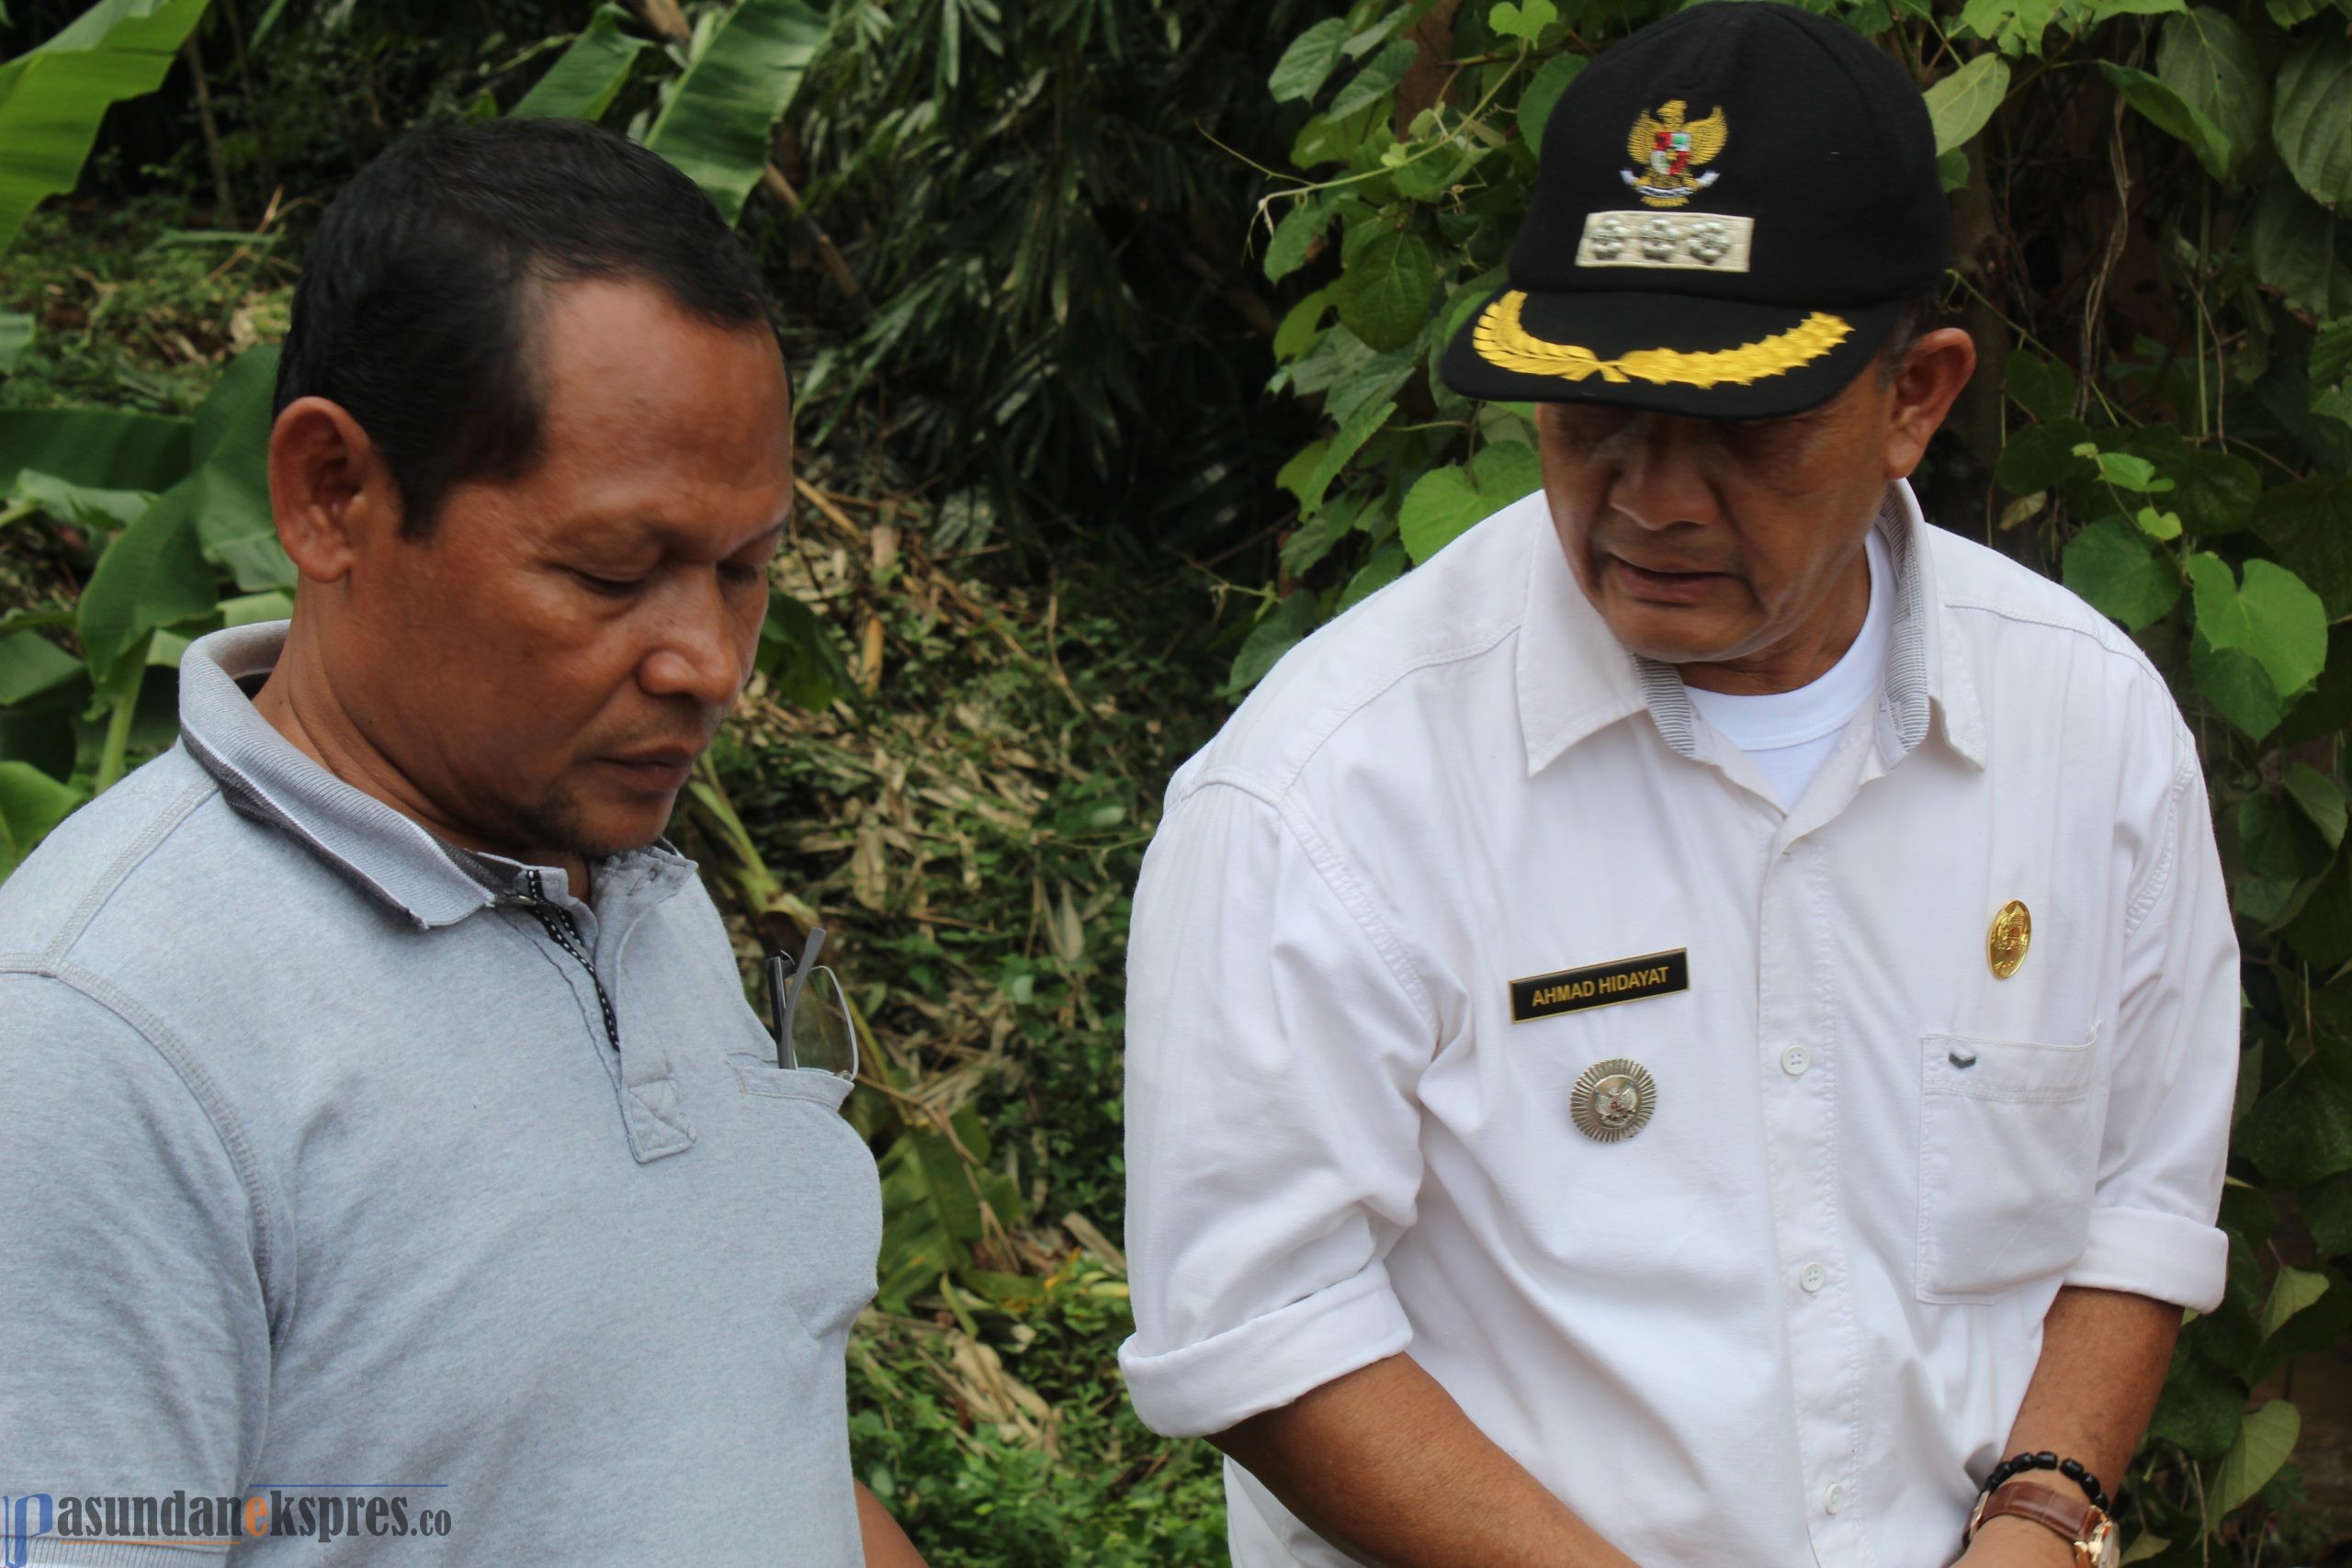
[{"left": 2089, "top": 1521, "right": 2120, "bottom": 1568}]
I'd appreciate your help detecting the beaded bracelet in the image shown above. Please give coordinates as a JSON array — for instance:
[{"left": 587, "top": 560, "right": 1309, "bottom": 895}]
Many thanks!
[{"left": 1981, "top": 1450, "right": 2111, "bottom": 1517}]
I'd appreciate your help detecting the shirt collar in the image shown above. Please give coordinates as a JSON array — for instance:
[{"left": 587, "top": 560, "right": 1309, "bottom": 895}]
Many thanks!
[
  {"left": 1515, "top": 479, "right": 1986, "bottom": 778},
  {"left": 177, "top": 622, "right": 692, "bottom": 929}
]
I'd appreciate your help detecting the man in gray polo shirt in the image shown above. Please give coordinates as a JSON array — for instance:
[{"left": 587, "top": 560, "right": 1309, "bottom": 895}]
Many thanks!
[{"left": 0, "top": 120, "right": 923, "bottom": 1565}]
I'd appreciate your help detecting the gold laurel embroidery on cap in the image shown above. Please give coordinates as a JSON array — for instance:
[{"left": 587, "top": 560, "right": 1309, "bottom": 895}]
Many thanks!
[
  {"left": 1472, "top": 291, "right": 1854, "bottom": 389},
  {"left": 1622, "top": 99, "right": 1727, "bottom": 209}
]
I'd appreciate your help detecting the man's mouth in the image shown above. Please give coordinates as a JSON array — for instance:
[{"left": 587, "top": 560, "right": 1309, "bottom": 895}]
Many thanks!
[
  {"left": 1605, "top": 554, "right": 1730, "bottom": 604},
  {"left": 598, "top": 745, "right": 702, "bottom": 792}
]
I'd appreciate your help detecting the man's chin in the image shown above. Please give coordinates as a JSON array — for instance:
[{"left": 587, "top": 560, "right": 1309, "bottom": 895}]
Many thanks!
[
  {"left": 1600, "top": 602, "right": 1757, "bottom": 670},
  {"left": 507, "top": 786, "right": 682, "bottom": 865}
]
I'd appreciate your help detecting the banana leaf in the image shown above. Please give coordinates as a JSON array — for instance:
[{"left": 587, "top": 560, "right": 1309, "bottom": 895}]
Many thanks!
[
  {"left": 0, "top": 0, "right": 216, "bottom": 257},
  {"left": 511, "top": 4, "right": 649, "bottom": 122},
  {"left": 641, "top": 0, "right": 828, "bottom": 225}
]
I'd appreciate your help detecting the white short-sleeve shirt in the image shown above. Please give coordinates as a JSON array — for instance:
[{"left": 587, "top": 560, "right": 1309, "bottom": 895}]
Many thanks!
[{"left": 1119, "top": 483, "right": 2237, "bottom": 1568}]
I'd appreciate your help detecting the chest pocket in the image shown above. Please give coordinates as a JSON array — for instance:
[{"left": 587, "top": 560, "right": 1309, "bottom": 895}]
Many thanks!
[
  {"left": 729, "top": 1054, "right": 884, "bottom": 1340},
  {"left": 1915, "top": 1031, "right": 2101, "bottom": 1303}
]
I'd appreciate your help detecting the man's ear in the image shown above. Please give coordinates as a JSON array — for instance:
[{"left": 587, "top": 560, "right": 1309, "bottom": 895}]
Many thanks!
[
  {"left": 268, "top": 397, "right": 401, "bottom": 583},
  {"left": 1882, "top": 326, "right": 1977, "bottom": 480}
]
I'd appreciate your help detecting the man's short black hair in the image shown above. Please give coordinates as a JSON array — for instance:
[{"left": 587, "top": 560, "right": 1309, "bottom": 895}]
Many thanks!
[{"left": 274, "top": 117, "right": 777, "bottom": 537}]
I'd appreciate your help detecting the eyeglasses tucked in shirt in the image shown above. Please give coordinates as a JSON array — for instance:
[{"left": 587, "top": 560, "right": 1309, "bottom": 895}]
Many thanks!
[{"left": 765, "top": 926, "right": 859, "bottom": 1080}]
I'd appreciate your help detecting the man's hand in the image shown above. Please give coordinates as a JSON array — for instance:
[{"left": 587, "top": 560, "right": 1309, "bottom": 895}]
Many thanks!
[{"left": 855, "top": 1483, "right": 927, "bottom": 1568}]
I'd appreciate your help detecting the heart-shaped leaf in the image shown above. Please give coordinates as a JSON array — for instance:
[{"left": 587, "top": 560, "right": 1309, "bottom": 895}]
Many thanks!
[
  {"left": 1399, "top": 442, "right": 1542, "bottom": 563},
  {"left": 1488, "top": 0, "right": 1559, "bottom": 44},
  {"left": 1923, "top": 54, "right": 2011, "bottom": 155},
  {"left": 2188, "top": 552, "right": 2326, "bottom": 699}
]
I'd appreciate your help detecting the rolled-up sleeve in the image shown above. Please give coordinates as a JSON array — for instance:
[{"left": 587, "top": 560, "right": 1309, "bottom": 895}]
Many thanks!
[
  {"left": 2066, "top": 735, "right": 2238, "bottom": 1310},
  {"left": 1118, "top": 777, "right": 1434, "bottom": 1438}
]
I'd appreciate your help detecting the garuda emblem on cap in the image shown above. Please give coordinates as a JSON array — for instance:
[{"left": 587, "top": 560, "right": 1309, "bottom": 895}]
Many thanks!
[{"left": 1622, "top": 99, "right": 1727, "bottom": 208}]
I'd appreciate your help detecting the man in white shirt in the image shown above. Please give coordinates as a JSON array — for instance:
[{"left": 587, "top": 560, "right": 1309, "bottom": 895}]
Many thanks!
[{"left": 1118, "top": 7, "right": 2237, "bottom": 1568}]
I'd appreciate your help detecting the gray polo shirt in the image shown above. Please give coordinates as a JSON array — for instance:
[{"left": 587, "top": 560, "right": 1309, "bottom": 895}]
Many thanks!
[{"left": 0, "top": 623, "right": 880, "bottom": 1565}]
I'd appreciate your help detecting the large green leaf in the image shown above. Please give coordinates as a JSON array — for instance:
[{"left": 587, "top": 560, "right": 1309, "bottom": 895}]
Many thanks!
[
  {"left": 511, "top": 4, "right": 649, "bottom": 122},
  {"left": 1923, "top": 54, "right": 2011, "bottom": 155},
  {"left": 1333, "top": 228, "right": 1435, "bottom": 354},
  {"left": 2207, "top": 1399, "right": 2299, "bottom": 1524},
  {"left": 1328, "top": 39, "right": 1416, "bottom": 121},
  {"left": 1268, "top": 17, "right": 1349, "bottom": 104},
  {"left": 0, "top": 628, "right": 83, "bottom": 705},
  {"left": 2063, "top": 515, "right": 2179, "bottom": 629},
  {"left": 2148, "top": 1340, "right": 2245, "bottom": 1460},
  {"left": 2250, "top": 165, "right": 2352, "bottom": 318},
  {"left": 2004, "top": 351, "right": 2075, "bottom": 422},
  {"left": 76, "top": 486, "right": 214, "bottom": 683},
  {"left": 1517, "top": 51, "right": 1587, "bottom": 150},
  {"left": 2256, "top": 478, "right": 2352, "bottom": 618},
  {"left": 67, "top": 345, "right": 274, "bottom": 682},
  {"left": 183, "top": 345, "right": 290, "bottom": 591},
  {"left": 1263, "top": 197, "right": 1330, "bottom": 284},
  {"left": 1399, "top": 442, "right": 1543, "bottom": 564},
  {"left": 2188, "top": 553, "right": 2326, "bottom": 698},
  {"left": 2156, "top": 10, "right": 2266, "bottom": 180},
  {"left": 0, "top": 0, "right": 215, "bottom": 257},
  {"left": 2259, "top": 1264, "right": 2330, "bottom": 1339},
  {"left": 755, "top": 592, "right": 856, "bottom": 713},
  {"left": 0, "top": 405, "right": 189, "bottom": 493},
  {"left": 7, "top": 468, "right": 153, "bottom": 530},
  {"left": 2194, "top": 639, "right": 2284, "bottom": 739},
  {"left": 641, "top": 0, "right": 828, "bottom": 225},
  {"left": 0, "top": 759, "right": 85, "bottom": 877},
  {"left": 2099, "top": 62, "right": 2233, "bottom": 179},
  {"left": 2275, "top": 34, "right": 2352, "bottom": 209},
  {"left": 2239, "top": 1055, "right": 2352, "bottom": 1184},
  {"left": 1300, "top": 399, "right": 1396, "bottom": 516}
]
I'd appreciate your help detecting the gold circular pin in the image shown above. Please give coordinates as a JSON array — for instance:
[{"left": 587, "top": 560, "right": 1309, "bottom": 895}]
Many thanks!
[
  {"left": 1988, "top": 899, "right": 2032, "bottom": 980},
  {"left": 1571, "top": 1057, "right": 1657, "bottom": 1143}
]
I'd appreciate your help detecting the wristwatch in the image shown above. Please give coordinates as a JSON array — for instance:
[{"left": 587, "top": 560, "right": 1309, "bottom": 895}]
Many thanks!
[{"left": 1965, "top": 1481, "right": 2119, "bottom": 1568}]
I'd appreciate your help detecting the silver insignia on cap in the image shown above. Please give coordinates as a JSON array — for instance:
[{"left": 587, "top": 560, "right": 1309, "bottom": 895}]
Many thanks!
[{"left": 1575, "top": 210, "right": 1753, "bottom": 273}]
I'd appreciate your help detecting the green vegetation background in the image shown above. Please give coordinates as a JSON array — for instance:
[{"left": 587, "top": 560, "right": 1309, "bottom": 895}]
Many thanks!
[{"left": 2, "top": 0, "right": 2348, "bottom": 1562}]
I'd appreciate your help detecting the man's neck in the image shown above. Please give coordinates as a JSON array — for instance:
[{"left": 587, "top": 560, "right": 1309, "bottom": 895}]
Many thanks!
[
  {"left": 1678, "top": 545, "right": 1873, "bottom": 697},
  {"left": 250, "top": 624, "right": 595, "bottom": 895}
]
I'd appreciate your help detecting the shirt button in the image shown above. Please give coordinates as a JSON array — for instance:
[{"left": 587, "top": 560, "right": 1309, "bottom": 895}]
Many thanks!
[
  {"left": 1800, "top": 1262, "right": 1827, "bottom": 1293},
  {"left": 1825, "top": 1483, "right": 1847, "bottom": 1514},
  {"left": 1781, "top": 1045, "right": 1810, "bottom": 1076}
]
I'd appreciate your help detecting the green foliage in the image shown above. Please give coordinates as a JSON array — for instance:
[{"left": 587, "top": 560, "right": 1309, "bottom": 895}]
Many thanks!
[
  {"left": 777, "top": 0, "right": 1307, "bottom": 553},
  {"left": 1250, "top": 0, "right": 2352, "bottom": 1557},
  {"left": 510, "top": 4, "right": 649, "bottom": 121},
  {"left": 640, "top": 0, "right": 828, "bottom": 223},
  {"left": 0, "top": 0, "right": 213, "bottom": 256}
]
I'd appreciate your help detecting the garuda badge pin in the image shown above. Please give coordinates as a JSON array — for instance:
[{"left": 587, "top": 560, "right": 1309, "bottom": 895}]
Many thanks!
[{"left": 1571, "top": 1057, "right": 1657, "bottom": 1143}]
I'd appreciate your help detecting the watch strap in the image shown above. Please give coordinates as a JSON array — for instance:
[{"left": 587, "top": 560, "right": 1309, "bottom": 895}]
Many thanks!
[{"left": 1970, "top": 1481, "right": 2109, "bottom": 1565}]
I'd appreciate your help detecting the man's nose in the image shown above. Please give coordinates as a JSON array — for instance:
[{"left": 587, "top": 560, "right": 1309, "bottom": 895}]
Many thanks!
[
  {"left": 1605, "top": 414, "right": 1721, "bottom": 531},
  {"left": 637, "top": 575, "right": 752, "bottom": 710}
]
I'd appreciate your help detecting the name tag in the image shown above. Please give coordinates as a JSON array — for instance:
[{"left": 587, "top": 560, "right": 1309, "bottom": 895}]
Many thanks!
[{"left": 1511, "top": 949, "right": 1689, "bottom": 1022}]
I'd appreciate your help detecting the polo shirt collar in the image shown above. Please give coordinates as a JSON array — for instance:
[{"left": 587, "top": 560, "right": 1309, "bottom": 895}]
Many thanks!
[
  {"left": 178, "top": 622, "right": 693, "bottom": 929},
  {"left": 1515, "top": 479, "right": 1986, "bottom": 778}
]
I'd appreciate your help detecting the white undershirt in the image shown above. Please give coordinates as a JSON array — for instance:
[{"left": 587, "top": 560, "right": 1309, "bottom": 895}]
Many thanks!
[{"left": 1685, "top": 529, "right": 1892, "bottom": 808}]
